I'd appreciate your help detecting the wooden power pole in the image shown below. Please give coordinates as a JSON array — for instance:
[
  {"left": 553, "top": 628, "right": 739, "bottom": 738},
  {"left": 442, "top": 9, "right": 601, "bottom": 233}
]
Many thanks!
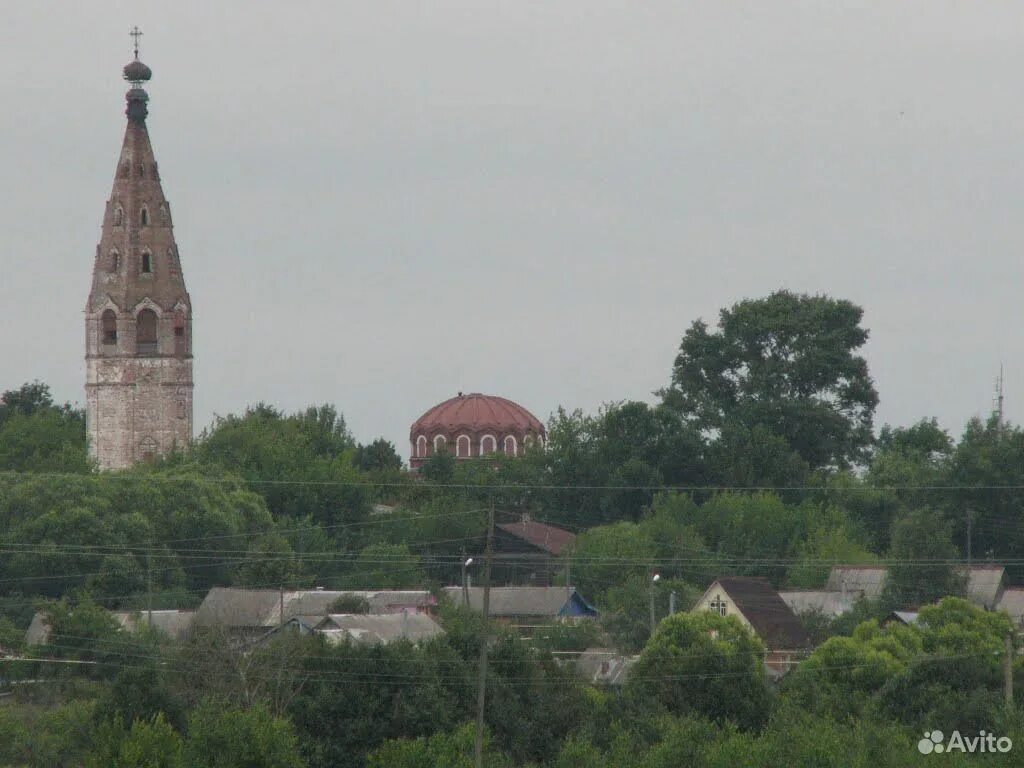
[
  {"left": 474, "top": 499, "right": 495, "bottom": 768},
  {"left": 1005, "top": 633, "right": 1014, "bottom": 710}
]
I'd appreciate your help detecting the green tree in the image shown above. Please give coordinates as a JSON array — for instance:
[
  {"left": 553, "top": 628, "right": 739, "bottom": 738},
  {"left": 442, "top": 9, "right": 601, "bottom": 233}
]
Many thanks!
[
  {"left": 87, "top": 715, "right": 184, "bottom": 768},
  {"left": 883, "top": 507, "right": 965, "bottom": 608},
  {"left": 194, "top": 403, "right": 368, "bottom": 530},
  {"left": 366, "top": 723, "right": 510, "bottom": 768},
  {"left": 626, "top": 611, "right": 772, "bottom": 729},
  {"left": 663, "top": 290, "right": 878, "bottom": 470},
  {"left": 184, "top": 701, "right": 306, "bottom": 768}
]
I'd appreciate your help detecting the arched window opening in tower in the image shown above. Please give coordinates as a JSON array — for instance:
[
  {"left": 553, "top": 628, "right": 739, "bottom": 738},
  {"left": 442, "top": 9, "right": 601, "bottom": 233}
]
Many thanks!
[
  {"left": 457, "top": 435, "right": 471, "bottom": 458},
  {"left": 504, "top": 435, "right": 518, "bottom": 456},
  {"left": 434, "top": 434, "right": 447, "bottom": 453},
  {"left": 480, "top": 435, "right": 497, "bottom": 455},
  {"left": 113, "top": 207, "right": 123, "bottom": 226},
  {"left": 141, "top": 252, "right": 152, "bottom": 273},
  {"left": 110, "top": 250, "right": 120, "bottom": 272},
  {"left": 136, "top": 309, "right": 158, "bottom": 354},
  {"left": 416, "top": 435, "right": 427, "bottom": 457},
  {"left": 140, "top": 207, "right": 149, "bottom": 226},
  {"left": 101, "top": 310, "right": 118, "bottom": 345}
]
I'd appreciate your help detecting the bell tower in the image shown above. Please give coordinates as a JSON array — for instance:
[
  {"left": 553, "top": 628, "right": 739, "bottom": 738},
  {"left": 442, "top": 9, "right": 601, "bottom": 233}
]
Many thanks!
[{"left": 85, "top": 28, "right": 193, "bottom": 470}]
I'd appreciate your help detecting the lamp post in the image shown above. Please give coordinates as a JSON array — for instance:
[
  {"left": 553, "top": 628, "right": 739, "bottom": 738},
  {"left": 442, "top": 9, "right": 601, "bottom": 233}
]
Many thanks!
[
  {"left": 649, "top": 573, "right": 661, "bottom": 635},
  {"left": 462, "top": 557, "right": 474, "bottom": 607}
]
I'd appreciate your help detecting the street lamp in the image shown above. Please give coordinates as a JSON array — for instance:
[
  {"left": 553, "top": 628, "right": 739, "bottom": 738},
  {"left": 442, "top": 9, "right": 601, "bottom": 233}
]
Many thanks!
[
  {"left": 462, "top": 557, "right": 474, "bottom": 607},
  {"left": 650, "top": 573, "right": 661, "bottom": 635}
]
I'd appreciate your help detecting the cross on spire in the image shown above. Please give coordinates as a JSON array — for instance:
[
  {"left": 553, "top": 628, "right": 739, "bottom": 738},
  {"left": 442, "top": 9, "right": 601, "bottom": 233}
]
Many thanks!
[{"left": 130, "top": 26, "right": 143, "bottom": 59}]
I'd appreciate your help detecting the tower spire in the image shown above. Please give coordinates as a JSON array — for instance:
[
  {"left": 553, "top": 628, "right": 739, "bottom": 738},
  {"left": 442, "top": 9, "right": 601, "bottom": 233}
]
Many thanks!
[
  {"left": 123, "top": 26, "right": 152, "bottom": 123},
  {"left": 130, "top": 25, "right": 143, "bottom": 60}
]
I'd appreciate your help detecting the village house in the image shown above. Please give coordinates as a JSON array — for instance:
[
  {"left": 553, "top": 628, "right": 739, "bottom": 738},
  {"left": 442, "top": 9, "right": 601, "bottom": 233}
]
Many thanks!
[
  {"left": 258, "top": 612, "right": 445, "bottom": 647},
  {"left": 442, "top": 586, "right": 597, "bottom": 635},
  {"left": 193, "top": 588, "right": 436, "bottom": 642},
  {"left": 694, "top": 577, "right": 812, "bottom": 678}
]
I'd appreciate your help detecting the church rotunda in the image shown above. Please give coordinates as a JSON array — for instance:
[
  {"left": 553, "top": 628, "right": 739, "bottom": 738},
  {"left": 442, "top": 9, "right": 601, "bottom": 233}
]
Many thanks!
[{"left": 409, "top": 393, "right": 546, "bottom": 470}]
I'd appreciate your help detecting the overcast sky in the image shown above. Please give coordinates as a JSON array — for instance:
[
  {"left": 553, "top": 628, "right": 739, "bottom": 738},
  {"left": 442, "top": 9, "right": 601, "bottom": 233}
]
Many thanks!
[{"left": 2, "top": 2, "right": 1022, "bottom": 458}]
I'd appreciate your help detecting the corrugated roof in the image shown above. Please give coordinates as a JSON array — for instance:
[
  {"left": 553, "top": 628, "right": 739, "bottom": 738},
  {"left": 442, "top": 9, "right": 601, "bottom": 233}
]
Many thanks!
[
  {"left": 825, "top": 566, "right": 888, "bottom": 599},
  {"left": 496, "top": 520, "right": 576, "bottom": 556},
  {"left": 825, "top": 564, "right": 1005, "bottom": 608},
  {"left": 997, "top": 587, "right": 1024, "bottom": 626},
  {"left": 703, "top": 577, "right": 812, "bottom": 651},
  {"left": 778, "top": 590, "right": 860, "bottom": 618},
  {"left": 113, "top": 610, "right": 195, "bottom": 641},
  {"left": 442, "top": 586, "right": 588, "bottom": 617},
  {"left": 195, "top": 588, "right": 436, "bottom": 629},
  {"left": 314, "top": 613, "right": 444, "bottom": 645}
]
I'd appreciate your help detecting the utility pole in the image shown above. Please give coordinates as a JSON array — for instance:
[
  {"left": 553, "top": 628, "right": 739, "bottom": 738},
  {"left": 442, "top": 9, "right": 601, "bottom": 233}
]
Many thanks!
[
  {"left": 462, "top": 556, "right": 473, "bottom": 608},
  {"left": 966, "top": 509, "right": 974, "bottom": 567},
  {"left": 996, "top": 364, "right": 1005, "bottom": 432},
  {"left": 649, "top": 574, "right": 660, "bottom": 635},
  {"left": 146, "top": 550, "right": 153, "bottom": 628},
  {"left": 474, "top": 498, "right": 495, "bottom": 768},
  {"left": 1005, "top": 633, "right": 1014, "bottom": 710}
]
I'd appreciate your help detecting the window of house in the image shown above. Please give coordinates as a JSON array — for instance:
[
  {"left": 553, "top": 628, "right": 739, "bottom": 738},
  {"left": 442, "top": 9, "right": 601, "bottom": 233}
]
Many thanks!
[
  {"left": 709, "top": 595, "right": 727, "bottom": 617},
  {"left": 101, "top": 310, "right": 118, "bottom": 344}
]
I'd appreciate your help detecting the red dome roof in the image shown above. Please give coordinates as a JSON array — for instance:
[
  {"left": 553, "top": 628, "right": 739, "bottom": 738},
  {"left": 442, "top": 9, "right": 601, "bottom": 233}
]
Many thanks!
[{"left": 411, "top": 393, "right": 545, "bottom": 438}]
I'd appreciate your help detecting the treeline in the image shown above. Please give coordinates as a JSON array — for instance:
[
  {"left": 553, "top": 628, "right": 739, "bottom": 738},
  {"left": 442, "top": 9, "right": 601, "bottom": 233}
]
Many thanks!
[
  {"left": 3, "top": 290, "right": 1024, "bottom": 765},
  {"left": 3, "top": 595, "right": 1021, "bottom": 766}
]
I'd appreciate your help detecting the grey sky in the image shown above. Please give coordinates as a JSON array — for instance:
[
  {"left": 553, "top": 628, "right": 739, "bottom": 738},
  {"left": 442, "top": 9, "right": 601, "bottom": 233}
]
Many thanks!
[{"left": 2, "top": 2, "right": 1022, "bottom": 458}]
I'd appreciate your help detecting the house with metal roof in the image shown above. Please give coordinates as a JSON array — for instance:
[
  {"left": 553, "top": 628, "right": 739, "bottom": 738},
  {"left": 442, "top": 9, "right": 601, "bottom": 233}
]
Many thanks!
[
  {"left": 193, "top": 588, "right": 436, "bottom": 641},
  {"left": 778, "top": 589, "right": 861, "bottom": 618},
  {"left": 490, "top": 517, "right": 577, "bottom": 586},
  {"left": 442, "top": 586, "right": 596, "bottom": 634},
  {"left": 825, "top": 564, "right": 1006, "bottom": 609},
  {"left": 26, "top": 609, "right": 195, "bottom": 646},
  {"left": 258, "top": 612, "right": 445, "bottom": 647}
]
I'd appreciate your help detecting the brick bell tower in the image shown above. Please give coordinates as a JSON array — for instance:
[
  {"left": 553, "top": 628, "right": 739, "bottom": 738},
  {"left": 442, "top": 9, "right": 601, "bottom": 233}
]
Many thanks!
[{"left": 85, "top": 29, "right": 193, "bottom": 470}]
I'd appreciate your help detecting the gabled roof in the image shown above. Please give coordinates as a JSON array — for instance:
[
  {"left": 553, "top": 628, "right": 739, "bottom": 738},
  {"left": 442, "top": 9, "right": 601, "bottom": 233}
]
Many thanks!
[
  {"left": 778, "top": 589, "right": 860, "bottom": 618},
  {"left": 825, "top": 566, "right": 887, "bottom": 599},
  {"left": 701, "top": 577, "right": 811, "bottom": 651},
  {"left": 825, "top": 564, "right": 1006, "bottom": 608},
  {"left": 314, "top": 613, "right": 445, "bottom": 645},
  {"left": 441, "top": 586, "right": 597, "bottom": 618},
  {"left": 496, "top": 520, "right": 576, "bottom": 555},
  {"left": 997, "top": 587, "right": 1024, "bottom": 627},
  {"left": 885, "top": 610, "right": 919, "bottom": 626},
  {"left": 195, "top": 588, "right": 436, "bottom": 629},
  {"left": 113, "top": 610, "right": 195, "bottom": 641}
]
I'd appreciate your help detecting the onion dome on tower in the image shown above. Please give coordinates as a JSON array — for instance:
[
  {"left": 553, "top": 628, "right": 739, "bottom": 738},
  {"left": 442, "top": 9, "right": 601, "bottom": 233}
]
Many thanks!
[{"left": 410, "top": 393, "right": 546, "bottom": 470}]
